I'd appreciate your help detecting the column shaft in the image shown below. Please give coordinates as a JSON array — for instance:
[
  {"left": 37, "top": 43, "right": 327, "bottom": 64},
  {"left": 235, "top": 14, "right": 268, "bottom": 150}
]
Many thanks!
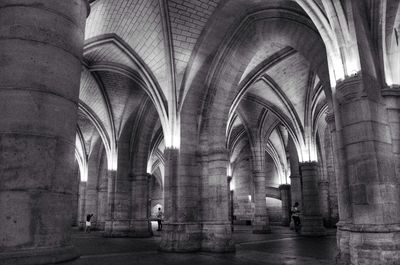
[
  {"left": 201, "top": 147, "right": 235, "bottom": 251},
  {"left": 130, "top": 174, "right": 152, "bottom": 237},
  {"left": 160, "top": 148, "right": 202, "bottom": 252},
  {"left": 279, "top": 184, "right": 291, "bottom": 226},
  {"left": 299, "top": 162, "right": 327, "bottom": 236},
  {"left": 326, "top": 111, "right": 352, "bottom": 264},
  {"left": 252, "top": 171, "right": 271, "bottom": 233},
  {"left": 0, "top": 1, "right": 88, "bottom": 264},
  {"left": 335, "top": 76, "right": 400, "bottom": 264}
]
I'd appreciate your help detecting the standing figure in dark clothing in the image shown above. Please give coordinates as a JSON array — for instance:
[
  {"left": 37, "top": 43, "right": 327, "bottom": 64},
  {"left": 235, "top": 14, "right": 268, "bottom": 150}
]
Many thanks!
[
  {"left": 156, "top": 208, "right": 163, "bottom": 231},
  {"left": 291, "top": 202, "right": 301, "bottom": 233}
]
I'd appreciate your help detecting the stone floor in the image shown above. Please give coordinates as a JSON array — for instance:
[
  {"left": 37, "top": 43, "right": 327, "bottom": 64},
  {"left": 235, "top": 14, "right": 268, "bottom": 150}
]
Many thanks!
[{"left": 71, "top": 225, "right": 337, "bottom": 265}]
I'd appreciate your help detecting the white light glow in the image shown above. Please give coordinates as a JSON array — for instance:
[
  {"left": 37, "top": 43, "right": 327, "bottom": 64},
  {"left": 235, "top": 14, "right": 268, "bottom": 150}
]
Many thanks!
[
  {"left": 248, "top": 195, "right": 252, "bottom": 202},
  {"left": 107, "top": 148, "right": 118, "bottom": 171},
  {"left": 164, "top": 120, "right": 181, "bottom": 149},
  {"left": 146, "top": 159, "right": 152, "bottom": 174},
  {"left": 230, "top": 180, "right": 235, "bottom": 191},
  {"left": 75, "top": 135, "right": 88, "bottom": 182}
]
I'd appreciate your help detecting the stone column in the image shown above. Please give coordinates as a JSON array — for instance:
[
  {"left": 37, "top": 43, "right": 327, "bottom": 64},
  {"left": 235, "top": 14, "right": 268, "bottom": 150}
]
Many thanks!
[
  {"left": 160, "top": 148, "right": 202, "bottom": 252},
  {"left": 288, "top": 137, "right": 302, "bottom": 229},
  {"left": 323, "top": 118, "right": 339, "bottom": 227},
  {"left": 299, "top": 162, "right": 327, "bottom": 236},
  {"left": 96, "top": 171, "right": 108, "bottom": 231},
  {"left": 252, "top": 169, "right": 271, "bottom": 233},
  {"left": 0, "top": 1, "right": 88, "bottom": 264},
  {"left": 130, "top": 174, "right": 152, "bottom": 237},
  {"left": 104, "top": 143, "right": 133, "bottom": 237},
  {"left": 227, "top": 176, "right": 234, "bottom": 230},
  {"left": 279, "top": 184, "right": 291, "bottom": 226},
  {"left": 318, "top": 180, "right": 330, "bottom": 226},
  {"left": 334, "top": 76, "right": 400, "bottom": 264},
  {"left": 78, "top": 182, "right": 87, "bottom": 229},
  {"left": 251, "top": 140, "right": 271, "bottom": 234},
  {"left": 104, "top": 170, "right": 117, "bottom": 236},
  {"left": 72, "top": 164, "right": 81, "bottom": 226},
  {"left": 84, "top": 159, "right": 99, "bottom": 229},
  {"left": 326, "top": 111, "right": 351, "bottom": 264},
  {"left": 289, "top": 174, "right": 302, "bottom": 229},
  {"left": 201, "top": 147, "right": 235, "bottom": 252}
]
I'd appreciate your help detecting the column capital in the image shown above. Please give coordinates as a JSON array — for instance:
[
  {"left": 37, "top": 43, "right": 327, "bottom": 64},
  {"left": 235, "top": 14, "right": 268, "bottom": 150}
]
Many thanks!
[
  {"left": 382, "top": 85, "right": 400, "bottom": 98},
  {"left": 325, "top": 111, "right": 335, "bottom": 124},
  {"left": 279, "top": 184, "right": 291, "bottom": 190},
  {"left": 335, "top": 74, "right": 364, "bottom": 104},
  {"left": 299, "top": 161, "right": 319, "bottom": 168}
]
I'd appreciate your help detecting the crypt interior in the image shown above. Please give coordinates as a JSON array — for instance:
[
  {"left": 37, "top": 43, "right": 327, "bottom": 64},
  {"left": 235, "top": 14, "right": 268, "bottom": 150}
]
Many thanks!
[{"left": 1, "top": 0, "right": 400, "bottom": 264}]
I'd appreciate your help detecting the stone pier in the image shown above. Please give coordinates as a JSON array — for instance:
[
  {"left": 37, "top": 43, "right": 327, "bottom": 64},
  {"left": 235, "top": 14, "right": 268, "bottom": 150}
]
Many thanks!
[
  {"left": 299, "top": 162, "right": 327, "bottom": 236},
  {"left": 334, "top": 76, "right": 400, "bottom": 264},
  {"left": 279, "top": 184, "right": 291, "bottom": 226},
  {"left": 0, "top": 0, "right": 88, "bottom": 264}
]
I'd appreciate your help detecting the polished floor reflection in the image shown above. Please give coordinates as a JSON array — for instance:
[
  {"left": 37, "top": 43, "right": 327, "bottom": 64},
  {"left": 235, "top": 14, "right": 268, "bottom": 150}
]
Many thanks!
[{"left": 71, "top": 226, "right": 337, "bottom": 265}]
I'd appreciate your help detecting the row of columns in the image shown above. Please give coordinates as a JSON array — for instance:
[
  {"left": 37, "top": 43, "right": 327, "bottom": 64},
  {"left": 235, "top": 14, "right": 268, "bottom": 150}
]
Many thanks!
[{"left": 1, "top": 2, "right": 400, "bottom": 265}]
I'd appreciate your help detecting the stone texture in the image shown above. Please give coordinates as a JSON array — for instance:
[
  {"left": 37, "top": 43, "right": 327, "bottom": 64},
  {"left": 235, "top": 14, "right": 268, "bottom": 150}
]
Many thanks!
[
  {"left": 333, "top": 75, "right": 400, "bottom": 264},
  {"left": 0, "top": 1, "right": 87, "bottom": 264},
  {"left": 299, "top": 162, "right": 327, "bottom": 237},
  {"left": 279, "top": 184, "right": 291, "bottom": 226}
]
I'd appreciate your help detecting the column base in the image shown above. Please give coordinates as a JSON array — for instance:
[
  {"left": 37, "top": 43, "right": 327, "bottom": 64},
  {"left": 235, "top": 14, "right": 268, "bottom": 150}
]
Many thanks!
[
  {"left": 201, "top": 222, "right": 235, "bottom": 252},
  {"left": 336, "top": 222, "right": 351, "bottom": 265},
  {"left": 252, "top": 222, "right": 271, "bottom": 234},
  {"left": 103, "top": 220, "right": 130, "bottom": 237},
  {"left": 252, "top": 225, "right": 272, "bottom": 234},
  {"left": 129, "top": 220, "right": 153, "bottom": 238},
  {"left": 103, "top": 220, "right": 152, "bottom": 237},
  {"left": 252, "top": 215, "right": 271, "bottom": 234},
  {"left": 0, "top": 245, "right": 78, "bottom": 265},
  {"left": 344, "top": 224, "right": 400, "bottom": 265},
  {"left": 160, "top": 222, "right": 202, "bottom": 252},
  {"left": 300, "top": 216, "right": 327, "bottom": 236}
]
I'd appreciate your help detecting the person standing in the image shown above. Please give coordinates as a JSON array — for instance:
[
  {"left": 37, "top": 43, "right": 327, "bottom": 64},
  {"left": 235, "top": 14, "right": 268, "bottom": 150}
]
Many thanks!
[
  {"left": 156, "top": 208, "right": 163, "bottom": 231},
  {"left": 291, "top": 202, "right": 301, "bottom": 233},
  {"left": 85, "top": 213, "right": 94, "bottom": 233}
]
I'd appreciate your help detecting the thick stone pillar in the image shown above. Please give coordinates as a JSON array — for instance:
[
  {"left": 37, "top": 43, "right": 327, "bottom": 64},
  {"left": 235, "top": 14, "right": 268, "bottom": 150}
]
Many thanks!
[
  {"left": 289, "top": 174, "right": 302, "bottom": 229},
  {"left": 0, "top": 1, "right": 88, "bottom": 264},
  {"left": 323, "top": 118, "right": 339, "bottom": 227},
  {"left": 96, "top": 171, "right": 108, "bottom": 231},
  {"left": 104, "top": 141, "right": 133, "bottom": 237},
  {"left": 299, "top": 162, "right": 327, "bottom": 236},
  {"left": 279, "top": 184, "right": 291, "bottom": 226},
  {"left": 227, "top": 177, "right": 234, "bottom": 230},
  {"left": 160, "top": 148, "right": 202, "bottom": 252},
  {"left": 104, "top": 168, "right": 132, "bottom": 236},
  {"left": 84, "top": 159, "right": 99, "bottom": 228},
  {"left": 72, "top": 164, "right": 81, "bottom": 226},
  {"left": 104, "top": 170, "right": 117, "bottom": 236},
  {"left": 334, "top": 76, "right": 400, "bottom": 264},
  {"left": 252, "top": 169, "right": 271, "bottom": 233},
  {"left": 288, "top": 137, "right": 302, "bottom": 229},
  {"left": 318, "top": 180, "right": 330, "bottom": 226},
  {"left": 326, "top": 111, "right": 352, "bottom": 264},
  {"left": 201, "top": 147, "right": 235, "bottom": 252},
  {"left": 130, "top": 174, "right": 152, "bottom": 237},
  {"left": 78, "top": 182, "right": 87, "bottom": 229},
  {"left": 251, "top": 140, "right": 271, "bottom": 233}
]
